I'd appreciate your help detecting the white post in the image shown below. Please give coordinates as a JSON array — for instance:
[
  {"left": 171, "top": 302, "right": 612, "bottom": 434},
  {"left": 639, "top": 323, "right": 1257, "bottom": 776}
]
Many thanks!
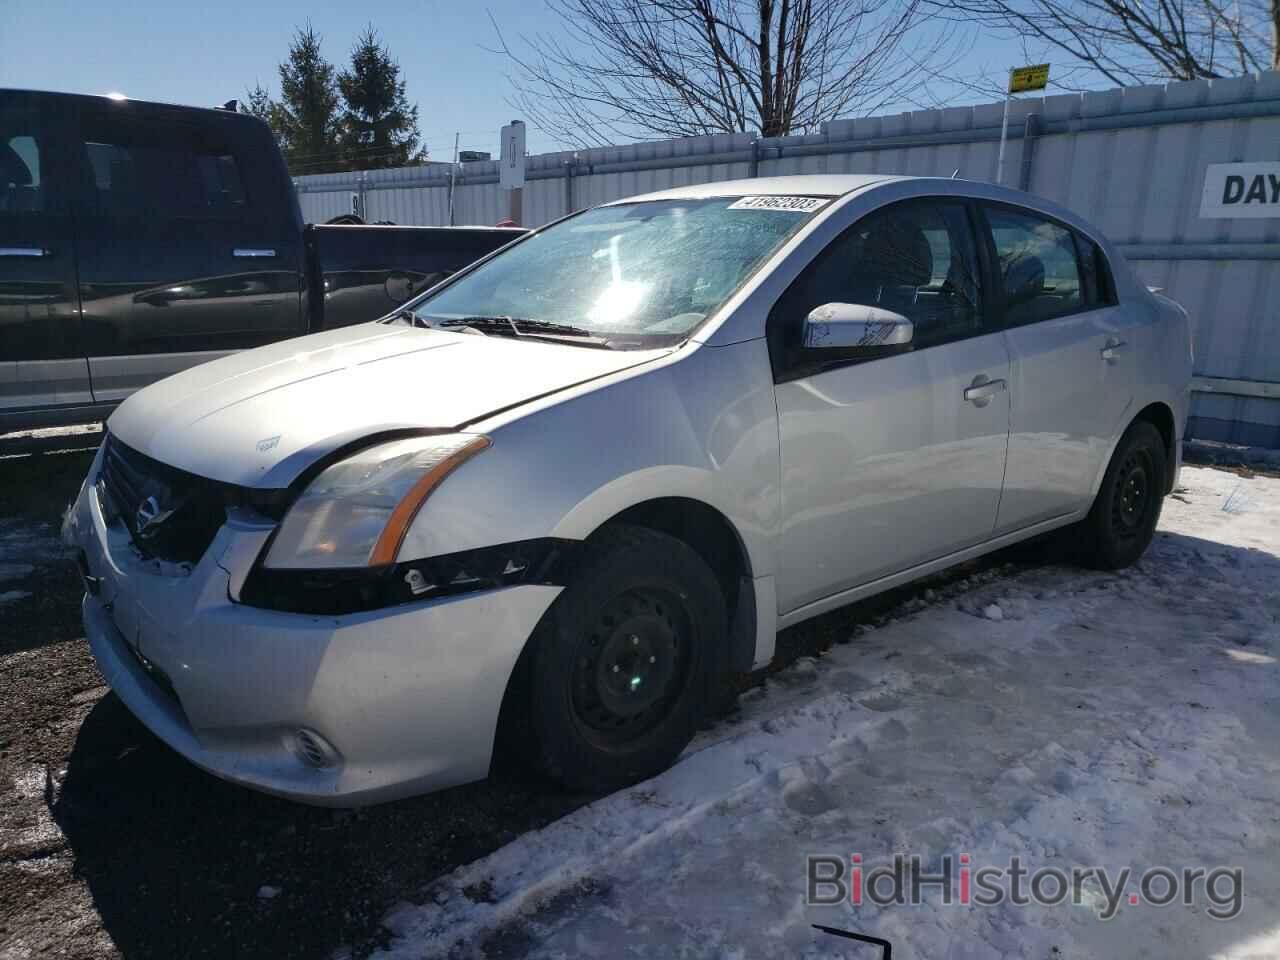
[
  {"left": 995, "top": 88, "right": 1012, "bottom": 186},
  {"left": 499, "top": 120, "right": 527, "bottom": 226},
  {"left": 447, "top": 132, "right": 459, "bottom": 226}
]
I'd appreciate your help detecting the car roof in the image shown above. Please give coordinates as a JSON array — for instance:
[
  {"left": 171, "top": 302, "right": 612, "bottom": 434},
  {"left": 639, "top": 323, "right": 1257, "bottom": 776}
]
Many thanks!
[
  {"left": 603, "top": 174, "right": 1110, "bottom": 246},
  {"left": 608, "top": 174, "right": 905, "bottom": 204}
]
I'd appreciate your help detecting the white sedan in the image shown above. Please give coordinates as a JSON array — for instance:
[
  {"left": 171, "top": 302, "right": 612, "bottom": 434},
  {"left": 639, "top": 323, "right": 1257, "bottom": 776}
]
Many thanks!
[{"left": 64, "top": 175, "right": 1192, "bottom": 804}]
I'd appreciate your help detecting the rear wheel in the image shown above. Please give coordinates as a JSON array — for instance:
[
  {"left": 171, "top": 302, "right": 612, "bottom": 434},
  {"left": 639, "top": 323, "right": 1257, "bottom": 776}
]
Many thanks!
[
  {"left": 1077, "top": 420, "right": 1167, "bottom": 570},
  {"left": 517, "top": 524, "right": 726, "bottom": 793}
]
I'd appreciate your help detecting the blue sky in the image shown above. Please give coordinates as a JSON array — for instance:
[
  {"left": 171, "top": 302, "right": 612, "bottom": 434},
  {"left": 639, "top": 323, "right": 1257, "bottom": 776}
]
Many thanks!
[{"left": 2, "top": 0, "right": 1029, "bottom": 160}]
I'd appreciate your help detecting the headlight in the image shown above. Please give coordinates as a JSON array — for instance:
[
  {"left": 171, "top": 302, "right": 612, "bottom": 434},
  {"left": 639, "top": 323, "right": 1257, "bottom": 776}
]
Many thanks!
[{"left": 263, "top": 434, "right": 490, "bottom": 569}]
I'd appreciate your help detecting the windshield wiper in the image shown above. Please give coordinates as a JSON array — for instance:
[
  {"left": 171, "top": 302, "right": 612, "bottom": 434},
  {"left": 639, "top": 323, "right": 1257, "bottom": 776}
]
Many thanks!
[
  {"left": 437, "top": 316, "right": 595, "bottom": 337},
  {"left": 434, "top": 316, "right": 613, "bottom": 348}
]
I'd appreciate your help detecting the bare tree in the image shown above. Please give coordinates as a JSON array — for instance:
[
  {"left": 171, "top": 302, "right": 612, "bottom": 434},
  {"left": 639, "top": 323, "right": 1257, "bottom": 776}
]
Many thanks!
[
  {"left": 494, "top": 0, "right": 966, "bottom": 148},
  {"left": 1271, "top": 0, "right": 1280, "bottom": 68},
  {"left": 923, "top": 0, "right": 1277, "bottom": 87}
]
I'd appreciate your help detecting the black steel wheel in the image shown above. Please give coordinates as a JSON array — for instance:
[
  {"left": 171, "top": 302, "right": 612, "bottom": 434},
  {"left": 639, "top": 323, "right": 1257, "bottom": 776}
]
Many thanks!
[
  {"left": 1078, "top": 420, "right": 1167, "bottom": 570},
  {"left": 1111, "top": 448, "right": 1153, "bottom": 539},
  {"left": 514, "top": 524, "right": 727, "bottom": 793},
  {"left": 570, "top": 588, "right": 693, "bottom": 746}
]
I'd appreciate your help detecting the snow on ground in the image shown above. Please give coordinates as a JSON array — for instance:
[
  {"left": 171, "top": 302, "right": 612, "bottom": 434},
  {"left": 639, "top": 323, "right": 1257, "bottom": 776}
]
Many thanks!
[
  {"left": 367, "top": 465, "right": 1280, "bottom": 960},
  {"left": 0, "top": 422, "right": 102, "bottom": 443},
  {"left": 0, "top": 517, "right": 67, "bottom": 606}
]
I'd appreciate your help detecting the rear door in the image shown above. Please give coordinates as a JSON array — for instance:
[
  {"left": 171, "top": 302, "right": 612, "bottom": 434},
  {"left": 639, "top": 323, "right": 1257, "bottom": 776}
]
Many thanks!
[
  {"left": 72, "top": 105, "right": 304, "bottom": 402},
  {"left": 0, "top": 94, "right": 90, "bottom": 420},
  {"left": 771, "top": 197, "right": 1011, "bottom": 614},
  {"left": 978, "top": 203, "right": 1134, "bottom": 533}
]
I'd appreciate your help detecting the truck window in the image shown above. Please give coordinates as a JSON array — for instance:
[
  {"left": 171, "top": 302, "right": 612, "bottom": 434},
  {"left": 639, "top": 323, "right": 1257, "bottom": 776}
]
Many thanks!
[
  {"left": 1, "top": 132, "right": 45, "bottom": 213},
  {"left": 80, "top": 118, "right": 250, "bottom": 218}
]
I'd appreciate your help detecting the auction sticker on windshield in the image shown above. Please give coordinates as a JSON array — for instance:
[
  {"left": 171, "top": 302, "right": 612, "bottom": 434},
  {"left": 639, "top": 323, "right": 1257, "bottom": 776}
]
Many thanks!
[{"left": 728, "top": 195, "right": 829, "bottom": 212}]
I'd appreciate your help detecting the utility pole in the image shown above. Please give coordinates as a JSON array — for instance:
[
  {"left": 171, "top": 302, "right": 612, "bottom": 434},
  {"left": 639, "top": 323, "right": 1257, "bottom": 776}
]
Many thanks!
[
  {"left": 997, "top": 64, "right": 1049, "bottom": 186},
  {"left": 447, "top": 132, "right": 459, "bottom": 226},
  {"left": 996, "top": 89, "right": 1012, "bottom": 186}
]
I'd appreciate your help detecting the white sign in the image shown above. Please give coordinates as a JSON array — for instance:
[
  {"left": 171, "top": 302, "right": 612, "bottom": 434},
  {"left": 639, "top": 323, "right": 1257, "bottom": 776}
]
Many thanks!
[
  {"left": 499, "top": 121, "right": 526, "bottom": 190},
  {"left": 1200, "top": 162, "right": 1280, "bottom": 219},
  {"left": 727, "top": 195, "right": 827, "bottom": 213}
]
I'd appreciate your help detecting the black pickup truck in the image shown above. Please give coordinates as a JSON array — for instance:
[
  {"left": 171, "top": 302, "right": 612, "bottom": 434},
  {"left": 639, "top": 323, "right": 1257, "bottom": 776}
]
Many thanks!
[{"left": 1, "top": 89, "right": 524, "bottom": 431}]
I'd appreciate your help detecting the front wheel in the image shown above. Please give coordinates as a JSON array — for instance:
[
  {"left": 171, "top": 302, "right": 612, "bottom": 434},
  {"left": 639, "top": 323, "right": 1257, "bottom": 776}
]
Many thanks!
[
  {"left": 516, "top": 524, "right": 727, "bottom": 794},
  {"left": 1077, "top": 420, "right": 1167, "bottom": 570}
]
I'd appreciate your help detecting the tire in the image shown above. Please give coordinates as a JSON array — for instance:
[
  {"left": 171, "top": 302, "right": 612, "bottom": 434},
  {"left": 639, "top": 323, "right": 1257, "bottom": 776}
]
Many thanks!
[
  {"left": 1077, "top": 420, "right": 1167, "bottom": 570},
  {"left": 517, "top": 524, "right": 727, "bottom": 793}
]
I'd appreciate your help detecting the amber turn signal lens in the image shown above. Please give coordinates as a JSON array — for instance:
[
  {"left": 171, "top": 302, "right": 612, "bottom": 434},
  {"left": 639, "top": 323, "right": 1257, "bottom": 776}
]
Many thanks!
[{"left": 368, "top": 436, "right": 492, "bottom": 566}]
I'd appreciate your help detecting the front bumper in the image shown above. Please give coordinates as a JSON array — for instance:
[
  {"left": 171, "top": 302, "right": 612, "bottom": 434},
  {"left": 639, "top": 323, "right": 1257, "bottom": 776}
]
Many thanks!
[{"left": 68, "top": 457, "right": 560, "bottom": 806}]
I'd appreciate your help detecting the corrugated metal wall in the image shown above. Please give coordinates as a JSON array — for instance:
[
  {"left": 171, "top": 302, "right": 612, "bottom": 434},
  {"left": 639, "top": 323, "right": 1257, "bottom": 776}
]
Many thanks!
[{"left": 296, "top": 71, "right": 1280, "bottom": 447}]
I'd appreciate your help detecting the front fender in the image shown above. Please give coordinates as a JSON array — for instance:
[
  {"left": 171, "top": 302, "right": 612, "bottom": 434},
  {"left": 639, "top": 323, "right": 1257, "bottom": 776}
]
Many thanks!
[
  {"left": 395, "top": 339, "right": 781, "bottom": 583},
  {"left": 551, "top": 465, "right": 714, "bottom": 536}
]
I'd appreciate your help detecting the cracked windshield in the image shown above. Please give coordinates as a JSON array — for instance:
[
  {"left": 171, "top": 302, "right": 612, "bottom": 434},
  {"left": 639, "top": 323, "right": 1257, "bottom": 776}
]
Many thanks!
[{"left": 413, "top": 197, "right": 822, "bottom": 345}]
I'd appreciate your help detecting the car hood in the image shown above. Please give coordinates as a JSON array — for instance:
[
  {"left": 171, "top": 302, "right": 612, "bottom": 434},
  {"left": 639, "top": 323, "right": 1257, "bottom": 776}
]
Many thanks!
[{"left": 107, "top": 323, "right": 670, "bottom": 488}]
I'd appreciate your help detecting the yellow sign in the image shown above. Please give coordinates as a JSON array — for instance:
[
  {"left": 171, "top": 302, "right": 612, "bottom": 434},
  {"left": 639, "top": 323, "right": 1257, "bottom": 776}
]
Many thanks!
[{"left": 1008, "top": 64, "right": 1050, "bottom": 94}]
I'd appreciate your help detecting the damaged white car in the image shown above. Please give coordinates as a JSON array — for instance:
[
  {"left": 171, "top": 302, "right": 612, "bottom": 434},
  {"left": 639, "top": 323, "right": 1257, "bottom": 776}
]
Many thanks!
[{"left": 64, "top": 175, "right": 1192, "bottom": 805}]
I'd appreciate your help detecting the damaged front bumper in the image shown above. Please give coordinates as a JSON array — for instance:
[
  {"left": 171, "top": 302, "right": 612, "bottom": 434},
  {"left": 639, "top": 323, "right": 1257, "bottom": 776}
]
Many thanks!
[{"left": 65, "top": 446, "right": 560, "bottom": 806}]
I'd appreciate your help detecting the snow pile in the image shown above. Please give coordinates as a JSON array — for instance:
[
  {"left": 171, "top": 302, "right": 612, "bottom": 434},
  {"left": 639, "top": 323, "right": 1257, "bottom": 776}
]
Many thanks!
[
  {"left": 0, "top": 422, "right": 102, "bottom": 443},
  {"left": 367, "top": 466, "right": 1280, "bottom": 960},
  {"left": 1184, "top": 438, "right": 1280, "bottom": 472}
]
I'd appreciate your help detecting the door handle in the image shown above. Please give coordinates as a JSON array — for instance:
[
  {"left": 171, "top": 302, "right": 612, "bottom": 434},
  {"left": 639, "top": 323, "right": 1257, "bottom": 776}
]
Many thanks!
[
  {"left": 0, "top": 247, "right": 49, "bottom": 257},
  {"left": 963, "top": 377, "right": 1007, "bottom": 407},
  {"left": 1101, "top": 338, "right": 1128, "bottom": 361},
  {"left": 233, "top": 248, "right": 276, "bottom": 258}
]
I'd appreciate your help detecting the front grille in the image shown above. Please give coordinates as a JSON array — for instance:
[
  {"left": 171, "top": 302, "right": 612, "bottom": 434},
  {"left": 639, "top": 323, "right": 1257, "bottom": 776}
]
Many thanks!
[{"left": 98, "top": 434, "right": 229, "bottom": 566}]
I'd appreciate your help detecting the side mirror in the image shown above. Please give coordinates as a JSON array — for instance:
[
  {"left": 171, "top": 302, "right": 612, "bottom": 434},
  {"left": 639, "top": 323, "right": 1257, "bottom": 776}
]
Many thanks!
[
  {"left": 384, "top": 272, "right": 417, "bottom": 304},
  {"left": 801, "top": 303, "right": 913, "bottom": 360}
]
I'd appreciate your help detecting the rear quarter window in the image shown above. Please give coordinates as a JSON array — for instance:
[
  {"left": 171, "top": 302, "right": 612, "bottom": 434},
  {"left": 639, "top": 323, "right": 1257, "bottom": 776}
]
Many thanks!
[{"left": 1074, "top": 233, "right": 1118, "bottom": 307}]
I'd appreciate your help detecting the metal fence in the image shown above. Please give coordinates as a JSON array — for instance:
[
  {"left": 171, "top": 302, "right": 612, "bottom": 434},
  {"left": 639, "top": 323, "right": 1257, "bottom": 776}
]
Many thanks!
[{"left": 296, "top": 71, "right": 1280, "bottom": 447}]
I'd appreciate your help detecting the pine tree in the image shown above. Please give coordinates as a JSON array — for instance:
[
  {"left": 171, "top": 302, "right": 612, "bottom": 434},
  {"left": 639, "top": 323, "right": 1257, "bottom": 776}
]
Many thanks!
[
  {"left": 239, "top": 82, "right": 287, "bottom": 153},
  {"left": 240, "top": 82, "right": 274, "bottom": 122},
  {"left": 275, "top": 24, "right": 342, "bottom": 174},
  {"left": 338, "top": 26, "right": 423, "bottom": 170}
]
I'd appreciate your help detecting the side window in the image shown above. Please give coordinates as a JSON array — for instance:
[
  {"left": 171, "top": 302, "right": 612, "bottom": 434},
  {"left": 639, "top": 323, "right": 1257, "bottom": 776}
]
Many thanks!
[
  {"left": 80, "top": 118, "right": 249, "bottom": 218},
  {"left": 769, "top": 199, "right": 985, "bottom": 367},
  {"left": 1073, "top": 232, "right": 1117, "bottom": 308},
  {"left": 0, "top": 123, "right": 47, "bottom": 214},
  {"left": 985, "top": 206, "right": 1084, "bottom": 325}
]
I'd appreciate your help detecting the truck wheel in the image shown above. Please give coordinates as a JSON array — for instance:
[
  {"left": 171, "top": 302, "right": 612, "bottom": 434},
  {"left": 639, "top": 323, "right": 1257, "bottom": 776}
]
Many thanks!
[
  {"left": 521, "top": 524, "right": 727, "bottom": 793},
  {"left": 1078, "top": 420, "right": 1167, "bottom": 570}
]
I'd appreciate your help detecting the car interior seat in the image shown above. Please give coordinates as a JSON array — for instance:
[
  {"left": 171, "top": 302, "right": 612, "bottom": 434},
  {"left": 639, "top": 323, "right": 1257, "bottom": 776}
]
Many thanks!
[{"left": 1003, "top": 254, "right": 1046, "bottom": 324}]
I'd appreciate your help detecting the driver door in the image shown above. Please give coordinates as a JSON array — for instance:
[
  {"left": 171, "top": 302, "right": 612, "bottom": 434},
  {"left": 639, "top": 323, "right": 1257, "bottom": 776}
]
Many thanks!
[
  {"left": 1, "top": 94, "right": 90, "bottom": 418},
  {"left": 770, "top": 198, "right": 1011, "bottom": 614}
]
